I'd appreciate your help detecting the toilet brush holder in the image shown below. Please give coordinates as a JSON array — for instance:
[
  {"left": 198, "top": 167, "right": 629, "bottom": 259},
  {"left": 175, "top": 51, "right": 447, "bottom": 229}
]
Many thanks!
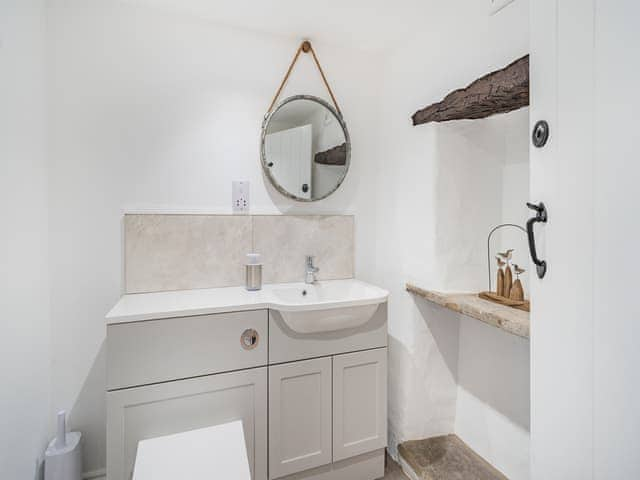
[{"left": 45, "top": 411, "right": 82, "bottom": 480}]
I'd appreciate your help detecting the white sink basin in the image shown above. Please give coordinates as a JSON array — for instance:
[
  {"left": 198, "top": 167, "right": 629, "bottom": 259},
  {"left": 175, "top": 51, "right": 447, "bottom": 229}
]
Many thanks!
[{"left": 269, "top": 279, "right": 388, "bottom": 334}]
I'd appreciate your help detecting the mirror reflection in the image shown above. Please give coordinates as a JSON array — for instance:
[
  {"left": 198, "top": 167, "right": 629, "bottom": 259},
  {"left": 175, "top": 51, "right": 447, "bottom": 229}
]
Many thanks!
[{"left": 262, "top": 95, "right": 350, "bottom": 201}]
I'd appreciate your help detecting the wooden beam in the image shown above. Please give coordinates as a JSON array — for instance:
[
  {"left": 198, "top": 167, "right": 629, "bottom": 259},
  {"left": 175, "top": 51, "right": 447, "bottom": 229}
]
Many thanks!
[
  {"left": 314, "top": 143, "right": 347, "bottom": 166},
  {"left": 412, "top": 55, "right": 529, "bottom": 126}
]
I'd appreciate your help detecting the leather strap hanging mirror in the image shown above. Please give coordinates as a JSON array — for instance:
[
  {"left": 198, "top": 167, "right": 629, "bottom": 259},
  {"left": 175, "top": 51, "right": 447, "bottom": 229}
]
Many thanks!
[
  {"left": 267, "top": 40, "right": 343, "bottom": 116},
  {"left": 261, "top": 40, "right": 350, "bottom": 202}
]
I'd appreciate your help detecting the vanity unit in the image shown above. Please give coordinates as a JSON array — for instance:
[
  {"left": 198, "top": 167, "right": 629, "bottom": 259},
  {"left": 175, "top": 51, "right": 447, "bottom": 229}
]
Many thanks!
[{"left": 106, "top": 279, "right": 388, "bottom": 480}]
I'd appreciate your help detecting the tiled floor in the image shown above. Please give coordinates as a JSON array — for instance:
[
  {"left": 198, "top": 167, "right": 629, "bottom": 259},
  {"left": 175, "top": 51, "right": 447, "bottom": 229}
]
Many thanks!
[{"left": 384, "top": 453, "right": 410, "bottom": 479}]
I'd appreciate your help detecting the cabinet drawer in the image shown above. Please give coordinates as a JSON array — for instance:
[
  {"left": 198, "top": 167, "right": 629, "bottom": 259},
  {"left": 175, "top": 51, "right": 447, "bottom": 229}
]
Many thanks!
[
  {"left": 107, "top": 310, "right": 267, "bottom": 390},
  {"left": 107, "top": 367, "right": 267, "bottom": 480}
]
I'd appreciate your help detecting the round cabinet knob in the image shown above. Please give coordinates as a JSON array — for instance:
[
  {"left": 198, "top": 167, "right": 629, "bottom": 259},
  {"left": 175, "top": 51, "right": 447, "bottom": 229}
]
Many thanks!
[{"left": 240, "top": 329, "right": 259, "bottom": 350}]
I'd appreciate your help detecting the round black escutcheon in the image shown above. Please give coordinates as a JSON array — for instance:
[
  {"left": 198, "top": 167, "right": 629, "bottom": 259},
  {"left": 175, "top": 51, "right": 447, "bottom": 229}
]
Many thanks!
[{"left": 532, "top": 120, "right": 550, "bottom": 148}]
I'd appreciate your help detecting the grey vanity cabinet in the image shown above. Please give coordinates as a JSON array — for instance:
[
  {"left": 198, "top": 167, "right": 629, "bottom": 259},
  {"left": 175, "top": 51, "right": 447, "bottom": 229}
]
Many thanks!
[{"left": 107, "top": 305, "right": 387, "bottom": 480}]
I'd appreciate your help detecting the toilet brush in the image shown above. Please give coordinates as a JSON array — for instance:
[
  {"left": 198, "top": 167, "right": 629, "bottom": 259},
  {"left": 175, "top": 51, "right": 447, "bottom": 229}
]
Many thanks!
[{"left": 45, "top": 411, "right": 82, "bottom": 480}]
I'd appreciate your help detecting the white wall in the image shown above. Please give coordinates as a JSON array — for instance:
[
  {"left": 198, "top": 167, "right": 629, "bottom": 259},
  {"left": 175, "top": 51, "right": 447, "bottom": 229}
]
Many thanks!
[
  {"left": 375, "top": 1, "right": 530, "bottom": 478},
  {"left": 0, "top": 1, "right": 51, "bottom": 478},
  {"left": 309, "top": 106, "right": 347, "bottom": 197},
  {"left": 45, "top": 0, "right": 383, "bottom": 473}
]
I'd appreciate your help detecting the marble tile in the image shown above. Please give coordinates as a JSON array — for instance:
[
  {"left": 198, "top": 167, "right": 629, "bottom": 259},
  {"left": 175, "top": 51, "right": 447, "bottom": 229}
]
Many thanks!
[
  {"left": 252, "top": 215, "right": 354, "bottom": 284},
  {"left": 125, "top": 214, "right": 252, "bottom": 293}
]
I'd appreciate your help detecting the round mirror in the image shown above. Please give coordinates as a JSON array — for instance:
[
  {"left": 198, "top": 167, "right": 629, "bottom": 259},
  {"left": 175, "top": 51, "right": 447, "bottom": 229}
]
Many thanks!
[{"left": 261, "top": 95, "right": 350, "bottom": 201}]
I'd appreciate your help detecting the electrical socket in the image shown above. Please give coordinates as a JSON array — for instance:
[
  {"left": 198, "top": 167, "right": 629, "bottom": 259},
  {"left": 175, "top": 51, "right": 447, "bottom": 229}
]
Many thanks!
[{"left": 232, "top": 181, "right": 250, "bottom": 213}]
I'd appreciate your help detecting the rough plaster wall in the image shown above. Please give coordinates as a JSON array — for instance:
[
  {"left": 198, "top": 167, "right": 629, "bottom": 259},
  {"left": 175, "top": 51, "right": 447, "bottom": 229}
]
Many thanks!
[
  {"left": 455, "top": 317, "right": 530, "bottom": 479},
  {"left": 375, "top": 1, "right": 530, "bottom": 475}
]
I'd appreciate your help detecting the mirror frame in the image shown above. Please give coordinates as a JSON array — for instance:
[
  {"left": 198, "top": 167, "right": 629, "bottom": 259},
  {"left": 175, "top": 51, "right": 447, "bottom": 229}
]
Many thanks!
[{"left": 260, "top": 94, "right": 351, "bottom": 202}]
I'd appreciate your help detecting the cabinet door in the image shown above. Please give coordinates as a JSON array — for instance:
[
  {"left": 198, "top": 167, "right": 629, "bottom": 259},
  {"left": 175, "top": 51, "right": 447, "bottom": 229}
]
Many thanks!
[
  {"left": 107, "top": 368, "right": 267, "bottom": 480},
  {"left": 333, "top": 348, "right": 387, "bottom": 462},
  {"left": 268, "top": 357, "right": 332, "bottom": 479}
]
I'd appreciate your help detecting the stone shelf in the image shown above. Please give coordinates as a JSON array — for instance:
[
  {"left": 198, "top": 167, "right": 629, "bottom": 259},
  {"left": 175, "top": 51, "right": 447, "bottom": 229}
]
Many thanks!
[
  {"left": 398, "top": 434, "right": 508, "bottom": 480},
  {"left": 406, "top": 283, "right": 530, "bottom": 339}
]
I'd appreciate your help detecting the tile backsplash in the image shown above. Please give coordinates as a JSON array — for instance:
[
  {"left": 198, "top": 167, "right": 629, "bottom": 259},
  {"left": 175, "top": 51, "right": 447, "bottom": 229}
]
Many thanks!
[
  {"left": 253, "top": 215, "right": 354, "bottom": 285},
  {"left": 124, "top": 214, "right": 354, "bottom": 293},
  {"left": 124, "top": 214, "right": 252, "bottom": 293}
]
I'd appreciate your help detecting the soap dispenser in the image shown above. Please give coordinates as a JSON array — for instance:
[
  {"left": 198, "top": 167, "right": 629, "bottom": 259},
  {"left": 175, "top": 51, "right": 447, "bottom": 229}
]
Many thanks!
[{"left": 245, "top": 253, "right": 262, "bottom": 291}]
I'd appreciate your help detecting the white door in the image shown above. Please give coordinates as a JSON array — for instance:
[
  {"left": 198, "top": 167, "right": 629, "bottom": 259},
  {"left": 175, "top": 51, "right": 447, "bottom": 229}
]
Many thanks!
[
  {"left": 106, "top": 368, "right": 267, "bottom": 480},
  {"left": 332, "top": 348, "right": 387, "bottom": 462},
  {"left": 268, "top": 357, "right": 332, "bottom": 478},
  {"left": 530, "top": 1, "right": 640, "bottom": 478},
  {"left": 265, "top": 124, "right": 312, "bottom": 199}
]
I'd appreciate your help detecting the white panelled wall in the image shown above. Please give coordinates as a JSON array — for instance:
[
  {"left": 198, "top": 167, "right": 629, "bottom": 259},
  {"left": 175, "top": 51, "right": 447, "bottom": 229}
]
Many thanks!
[{"left": 530, "top": 0, "right": 640, "bottom": 478}]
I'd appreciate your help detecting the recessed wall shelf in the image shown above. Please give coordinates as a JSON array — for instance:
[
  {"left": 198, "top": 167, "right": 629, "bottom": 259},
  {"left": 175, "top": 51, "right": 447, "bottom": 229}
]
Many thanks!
[
  {"left": 406, "top": 283, "right": 530, "bottom": 339},
  {"left": 411, "top": 55, "right": 529, "bottom": 125}
]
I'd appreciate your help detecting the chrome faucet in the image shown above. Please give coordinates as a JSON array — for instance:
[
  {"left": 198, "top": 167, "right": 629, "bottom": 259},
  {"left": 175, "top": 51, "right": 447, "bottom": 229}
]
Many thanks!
[{"left": 304, "top": 255, "right": 319, "bottom": 284}]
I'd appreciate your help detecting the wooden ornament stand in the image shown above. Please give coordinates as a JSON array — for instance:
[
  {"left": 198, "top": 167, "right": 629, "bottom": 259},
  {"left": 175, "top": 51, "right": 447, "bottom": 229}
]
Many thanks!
[
  {"left": 483, "top": 224, "right": 530, "bottom": 313},
  {"left": 478, "top": 291, "right": 530, "bottom": 312}
]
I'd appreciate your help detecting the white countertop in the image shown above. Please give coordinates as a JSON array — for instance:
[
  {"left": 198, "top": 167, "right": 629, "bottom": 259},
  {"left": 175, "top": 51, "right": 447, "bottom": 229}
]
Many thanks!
[{"left": 106, "top": 279, "right": 389, "bottom": 325}]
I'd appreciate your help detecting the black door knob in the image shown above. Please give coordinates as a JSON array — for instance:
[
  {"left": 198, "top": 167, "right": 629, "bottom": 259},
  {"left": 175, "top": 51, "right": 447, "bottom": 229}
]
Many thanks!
[{"left": 526, "top": 202, "right": 548, "bottom": 278}]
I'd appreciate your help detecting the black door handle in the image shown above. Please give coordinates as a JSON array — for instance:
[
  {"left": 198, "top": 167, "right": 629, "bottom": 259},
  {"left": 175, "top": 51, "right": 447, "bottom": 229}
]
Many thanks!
[{"left": 526, "top": 202, "right": 548, "bottom": 278}]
